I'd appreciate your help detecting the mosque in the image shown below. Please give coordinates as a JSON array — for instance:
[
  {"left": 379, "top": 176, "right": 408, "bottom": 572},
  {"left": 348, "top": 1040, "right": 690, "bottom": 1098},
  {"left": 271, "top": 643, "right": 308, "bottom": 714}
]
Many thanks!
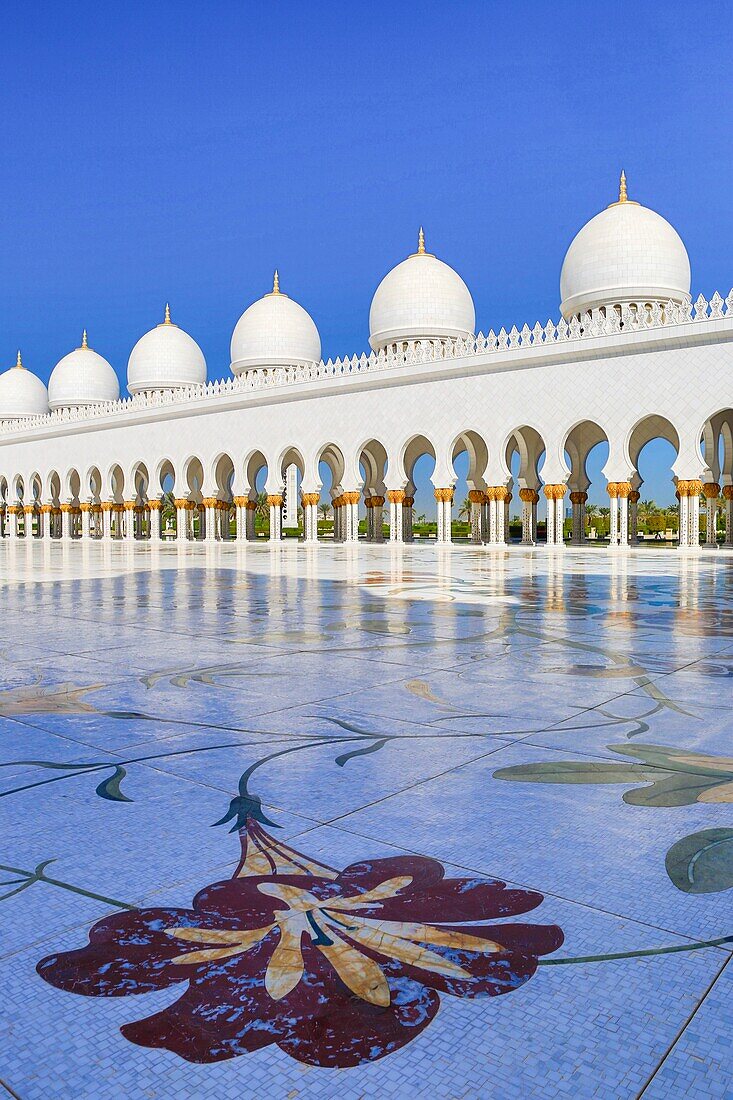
[{"left": 0, "top": 173, "right": 732, "bottom": 551}]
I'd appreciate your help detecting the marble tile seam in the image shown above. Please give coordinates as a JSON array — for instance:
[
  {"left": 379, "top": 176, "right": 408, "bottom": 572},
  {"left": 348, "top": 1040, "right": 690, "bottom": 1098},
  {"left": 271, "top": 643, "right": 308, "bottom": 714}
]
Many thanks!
[
  {"left": 318, "top": 815, "right": 733, "bottom": 952},
  {"left": 637, "top": 955, "right": 732, "bottom": 1097}
]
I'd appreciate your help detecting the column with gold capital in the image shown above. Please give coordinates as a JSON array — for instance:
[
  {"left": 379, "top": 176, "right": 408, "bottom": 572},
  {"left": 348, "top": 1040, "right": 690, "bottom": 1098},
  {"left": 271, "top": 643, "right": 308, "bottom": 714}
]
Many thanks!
[
  {"left": 267, "top": 494, "right": 283, "bottom": 543},
  {"left": 703, "top": 483, "right": 720, "bottom": 549},
  {"left": 387, "top": 490, "right": 404, "bottom": 543},
  {"left": 434, "top": 488, "right": 454, "bottom": 544},
  {"left": 569, "top": 491, "right": 587, "bottom": 545}
]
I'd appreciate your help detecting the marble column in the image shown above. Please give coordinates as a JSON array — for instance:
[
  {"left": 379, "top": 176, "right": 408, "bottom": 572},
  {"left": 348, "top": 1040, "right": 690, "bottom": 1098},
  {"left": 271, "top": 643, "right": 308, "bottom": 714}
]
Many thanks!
[
  {"left": 301, "top": 493, "right": 320, "bottom": 543},
  {"left": 267, "top": 494, "right": 283, "bottom": 543},
  {"left": 629, "top": 490, "right": 640, "bottom": 544},
  {"left": 434, "top": 488, "right": 454, "bottom": 545},
  {"left": 80, "top": 503, "right": 92, "bottom": 539},
  {"left": 607, "top": 484, "right": 619, "bottom": 548},
  {"left": 149, "top": 501, "right": 162, "bottom": 541},
  {"left": 469, "top": 490, "right": 484, "bottom": 544},
  {"left": 723, "top": 486, "right": 733, "bottom": 548},
  {"left": 202, "top": 498, "right": 218, "bottom": 542},
  {"left": 687, "top": 481, "right": 702, "bottom": 550},
  {"left": 174, "top": 499, "right": 189, "bottom": 541},
  {"left": 60, "top": 503, "right": 73, "bottom": 540},
  {"left": 23, "top": 505, "right": 35, "bottom": 538},
  {"left": 387, "top": 490, "right": 405, "bottom": 543},
  {"left": 124, "top": 502, "right": 136, "bottom": 541},
  {"left": 101, "top": 503, "right": 113, "bottom": 541},
  {"left": 544, "top": 486, "right": 555, "bottom": 545},
  {"left": 519, "top": 488, "right": 538, "bottom": 546},
  {"left": 569, "top": 491, "right": 587, "bottom": 545},
  {"left": 703, "top": 483, "right": 720, "bottom": 548},
  {"left": 617, "top": 485, "right": 631, "bottom": 549},
  {"left": 246, "top": 500, "right": 257, "bottom": 541}
]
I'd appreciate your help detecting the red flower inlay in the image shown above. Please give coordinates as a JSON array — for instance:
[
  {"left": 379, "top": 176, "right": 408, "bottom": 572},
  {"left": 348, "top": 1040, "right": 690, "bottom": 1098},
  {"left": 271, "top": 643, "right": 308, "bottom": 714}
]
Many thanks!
[{"left": 37, "top": 818, "right": 563, "bottom": 1067}]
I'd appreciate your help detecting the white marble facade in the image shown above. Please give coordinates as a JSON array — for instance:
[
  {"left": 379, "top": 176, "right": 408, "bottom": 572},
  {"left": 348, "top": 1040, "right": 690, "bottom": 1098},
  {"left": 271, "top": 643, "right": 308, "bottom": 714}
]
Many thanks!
[{"left": 1, "top": 175, "right": 732, "bottom": 551}]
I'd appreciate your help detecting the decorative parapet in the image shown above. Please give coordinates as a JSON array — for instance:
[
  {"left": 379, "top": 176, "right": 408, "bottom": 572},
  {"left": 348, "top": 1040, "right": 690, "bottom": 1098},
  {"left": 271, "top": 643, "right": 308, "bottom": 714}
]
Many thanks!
[{"left": 2, "top": 291, "right": 732, "bottom": 438}]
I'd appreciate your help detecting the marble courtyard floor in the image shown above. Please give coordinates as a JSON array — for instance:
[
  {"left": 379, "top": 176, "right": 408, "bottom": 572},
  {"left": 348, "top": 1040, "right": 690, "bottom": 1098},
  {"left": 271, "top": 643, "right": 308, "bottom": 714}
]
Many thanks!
[{"left": 0, "top": 541, "right": 732, "bottom": 1099}]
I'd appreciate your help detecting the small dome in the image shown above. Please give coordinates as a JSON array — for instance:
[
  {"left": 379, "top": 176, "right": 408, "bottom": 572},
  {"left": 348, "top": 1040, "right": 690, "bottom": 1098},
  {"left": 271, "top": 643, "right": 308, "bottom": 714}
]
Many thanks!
[
  {"left": 127, "top": 305, "right": 207, "bottom": 394},
  {"left": 560, "top": 173, "right": 691, "bottom": 319},
  {"left": 48, "top": 331, "right": 120, "bottom": 410},
  {"left": 0, "top": 351, "right": 49, "bottom": 419},
  {"left": 369, "top": 229, "right": 475, "bottom": 352},
  {"left": 230, "top": 272, "right": 321, "bottom": 375}
]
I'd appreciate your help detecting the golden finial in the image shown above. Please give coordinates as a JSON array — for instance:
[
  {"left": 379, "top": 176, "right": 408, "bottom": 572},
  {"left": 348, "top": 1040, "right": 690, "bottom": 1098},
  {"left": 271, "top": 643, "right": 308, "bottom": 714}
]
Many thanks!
[
  {"left": 81, "top": 329, "right": 88, "bottom": 349},
  {"left": 164, "top": 302, "right": 172, "bottom": 325},
  {"left": 272, "top": 269, "right": 280, "bottom": 295},
  {"left": 417, "top": 226, "right": 426, "bottom": 255},
  {"left": 15, "top": 349, "right": 23, "bottom": 369},
  {"left": 619, "top": 170, "right": 628, "bottom": 203}
]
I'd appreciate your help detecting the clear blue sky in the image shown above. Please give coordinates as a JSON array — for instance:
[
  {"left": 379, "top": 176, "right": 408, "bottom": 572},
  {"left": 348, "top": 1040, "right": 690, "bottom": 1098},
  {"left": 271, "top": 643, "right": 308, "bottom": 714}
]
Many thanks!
[{"left": 1, "top": 1, "right": 730, "bottom": 506}]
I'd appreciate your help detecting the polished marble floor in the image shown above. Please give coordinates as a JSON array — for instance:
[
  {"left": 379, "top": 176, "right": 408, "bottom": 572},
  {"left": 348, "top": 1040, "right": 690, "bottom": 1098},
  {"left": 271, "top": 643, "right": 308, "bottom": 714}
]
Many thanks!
[{"left": 0, "top": 540, "right": 732, "bottom": 1099}]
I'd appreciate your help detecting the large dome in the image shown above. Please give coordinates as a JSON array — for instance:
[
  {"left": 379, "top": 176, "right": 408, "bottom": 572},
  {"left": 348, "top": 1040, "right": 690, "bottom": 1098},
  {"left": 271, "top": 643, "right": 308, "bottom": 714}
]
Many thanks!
[
  {"left": 369, "top": 229, "right": 475, "bottom": 352},
  {"left": 230, "top": 272, "right": 321, "bottom": 375},
  {"left": 127, "top": 305, "right": 207, "bottom": 394},
  {"left": 560, "top": 173, "right": 691, "bottom": 319},
  {"left": 48, "top": 332, "right": 120, "bottom": 410},
  {"left": 0, "top": 352, "right": 49, "bottom": 419}
]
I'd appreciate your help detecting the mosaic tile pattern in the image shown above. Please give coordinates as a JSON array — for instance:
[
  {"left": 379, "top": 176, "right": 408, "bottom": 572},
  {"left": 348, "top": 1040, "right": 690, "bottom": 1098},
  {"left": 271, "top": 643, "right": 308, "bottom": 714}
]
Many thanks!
[{"left": 0, "top": 541, "right": 732, "bottom": 1098}]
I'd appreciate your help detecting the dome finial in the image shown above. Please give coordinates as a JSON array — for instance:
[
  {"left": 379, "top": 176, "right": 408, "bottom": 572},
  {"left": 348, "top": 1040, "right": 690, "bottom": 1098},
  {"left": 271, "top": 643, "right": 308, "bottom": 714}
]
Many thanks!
[
  {"left": 417, "top": 226, "right": 426, "bottom": 255},
  {"left": 619, "top": 170, "right": 628, "bottom": 204},
  {"left": 81, "top": 329, "right": 88, "bottom": 349},
  {"left": 164, "top": 302, "right": 172, "bottom": 325},
  {"left": 15, "top": 349, "right": 23, "bottom": 369},
  {"left": 272, "top": 269, "right": 280, "bottom": 295}
]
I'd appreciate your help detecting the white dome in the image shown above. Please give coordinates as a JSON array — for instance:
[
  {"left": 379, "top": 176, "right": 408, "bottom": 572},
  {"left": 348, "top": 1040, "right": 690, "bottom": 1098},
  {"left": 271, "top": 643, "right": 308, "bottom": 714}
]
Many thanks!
[
  {"left": 0, "top": 352, "right": 49, "bottom": 419},
  {"left": 369, "top": 230, "right": 475, "bottom": 352},
  {"left": 127, "top": 306, "right": 207, "bottom": 394},
  {"left": 230, "top": 273, "right": 321, "bottom": 375},
  {"left": 48, "top": 333, "right": 120, "bottom": 410},
  {"left": 560, "top": 174, "right": 691, "bottom": 319}
]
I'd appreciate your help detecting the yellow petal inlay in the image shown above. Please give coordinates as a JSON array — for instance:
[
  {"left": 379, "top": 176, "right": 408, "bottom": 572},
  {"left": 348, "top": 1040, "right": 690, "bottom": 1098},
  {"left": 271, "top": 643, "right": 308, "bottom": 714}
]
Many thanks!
[
  {"left": 328, "top": 876, "right": 413, "bottom": 912},
  {"left": 330, "top": 920, "right": 472, "bottom": 980},
  {"left": 265, "top": 916, "right": 307, "bottom": 1000},
  {"left": 699, "top": 780, "right": 733, "bottom": 803},
  {"left": 167, "top": 923, "right": 272, "bottom": 966},
  {"left": 317, "top": 930, "right": 390, "bottom": 1007}
]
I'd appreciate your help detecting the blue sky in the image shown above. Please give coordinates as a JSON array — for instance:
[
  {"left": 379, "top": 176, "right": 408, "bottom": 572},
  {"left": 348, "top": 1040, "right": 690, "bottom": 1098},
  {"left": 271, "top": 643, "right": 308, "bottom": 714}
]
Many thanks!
[{"left": 1, "top": 1, "right": 730, "bottom": 506}]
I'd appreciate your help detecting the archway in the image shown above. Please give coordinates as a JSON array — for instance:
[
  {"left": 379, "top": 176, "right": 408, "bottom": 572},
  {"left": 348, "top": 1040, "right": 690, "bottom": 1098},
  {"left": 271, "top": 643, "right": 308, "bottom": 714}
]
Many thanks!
[
  {"left": 628, "top": 415, "right": 681, "bottom": 546},
  {"left": 505, "top": 425, "right": 546, "bottom": 544},
  {"left": 563, "top": 420, "right": 609, "bottom": 544},
  {"left": 358, "top": 438, "right": 388, "bottom": 543},
  {"left": 451, "top": 429, "right": 488, "bottom": 544},
  {"left": 403, "top": 434, "right": 437, "bottom": 542}
]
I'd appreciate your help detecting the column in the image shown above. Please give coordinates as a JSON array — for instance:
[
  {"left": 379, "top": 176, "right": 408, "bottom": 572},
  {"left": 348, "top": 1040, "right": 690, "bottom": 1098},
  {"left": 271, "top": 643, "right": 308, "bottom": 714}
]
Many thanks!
[
  {"left": 569, "top": 491, "right": 587, "bottom": 545},
  {"left": 688, "top": 480, "right": 702, "bottom": 550},
  {"left": 607, "top": 483, "right": 619, "bottom": 547},
  {"left": 434, "top": 488, "right": 454, "bottom": 545},
  {"left": 60, "top": 503, "right": 73, "bottom": 540},
  {"left": 24, "top": 505, "right": 35, "bottom": 538},
  {"left": 124, "top": 501, "right": 136, "bottom": 541},
  {"left": 504, "top": 491, "right": 512, "bottom": 544},
  {"left": 402, "top": 496, "right": 414, "bottom": 542},
  {"left": 101, "top": 502, "right": 113, "bottom": 540},
  {"left": 174, "top": 499, "right": 189, "bottom": 541},
  {"left": 80, "top": 503, "right": 92, "bottom": 539},
  {"left": 468, "top": 490, "right": 484, "bottom": 544},
  {"left": 51, "top": 507, "right": 61, "bottom": 538},
  {"left": 496, "top": 488, "right": 508, "bottom": 545},
  {"left": 519, "top": 489, "right": 536, "bottom": 545},
  {"left": 202, "top": 498, "right": 218, "bottom": 542},
  {"left": 723, "top": 486, "right": 733, "bottom": 548},
  {"left": 677, "top": 484, "right": 689, "bottom": 548},
  {"left": 629, "top": 491, "right": 640, "bottom": 544},
  {"left": 246, "top": 499, "right": 257, "bottom": 540},
  {"left": 341, "top": 492, "right": 360, "bottom": 542},
  {"left": 301, "top": 493, "right": 320, "bottom": 543},
  {"left": 702, "top": 483, "right": 720, "bottom": 548},
  {"left": 36, "top": 505, "right": 46, "bottom": 539},
  {"left": 617, "top": 484, "right": 631, "bottom": 548},
  {"left": 544, "top": 486, "right": 555, "bottom": 545},
  {"left": 233, "top": 497, "right": 245, "bottom": 541},
  {"left": 387, "top": 490, "right": 405, "bottom": 543},
  {"left": 148, "top": 500, "right": 162, "bottom": 541},
  {"left": 372, "top": 495, "right": 385, "bottom": 542},
  {"left": 267, "top": 494, "right": 283, "bottom": 543}
]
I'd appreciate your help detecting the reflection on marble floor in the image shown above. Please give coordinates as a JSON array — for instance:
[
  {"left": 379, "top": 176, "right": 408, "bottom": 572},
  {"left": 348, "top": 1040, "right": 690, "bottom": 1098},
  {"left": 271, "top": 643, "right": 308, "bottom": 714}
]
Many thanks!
[{"left": 0, "top": 541, "right": 731, "bottom": 1099}]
